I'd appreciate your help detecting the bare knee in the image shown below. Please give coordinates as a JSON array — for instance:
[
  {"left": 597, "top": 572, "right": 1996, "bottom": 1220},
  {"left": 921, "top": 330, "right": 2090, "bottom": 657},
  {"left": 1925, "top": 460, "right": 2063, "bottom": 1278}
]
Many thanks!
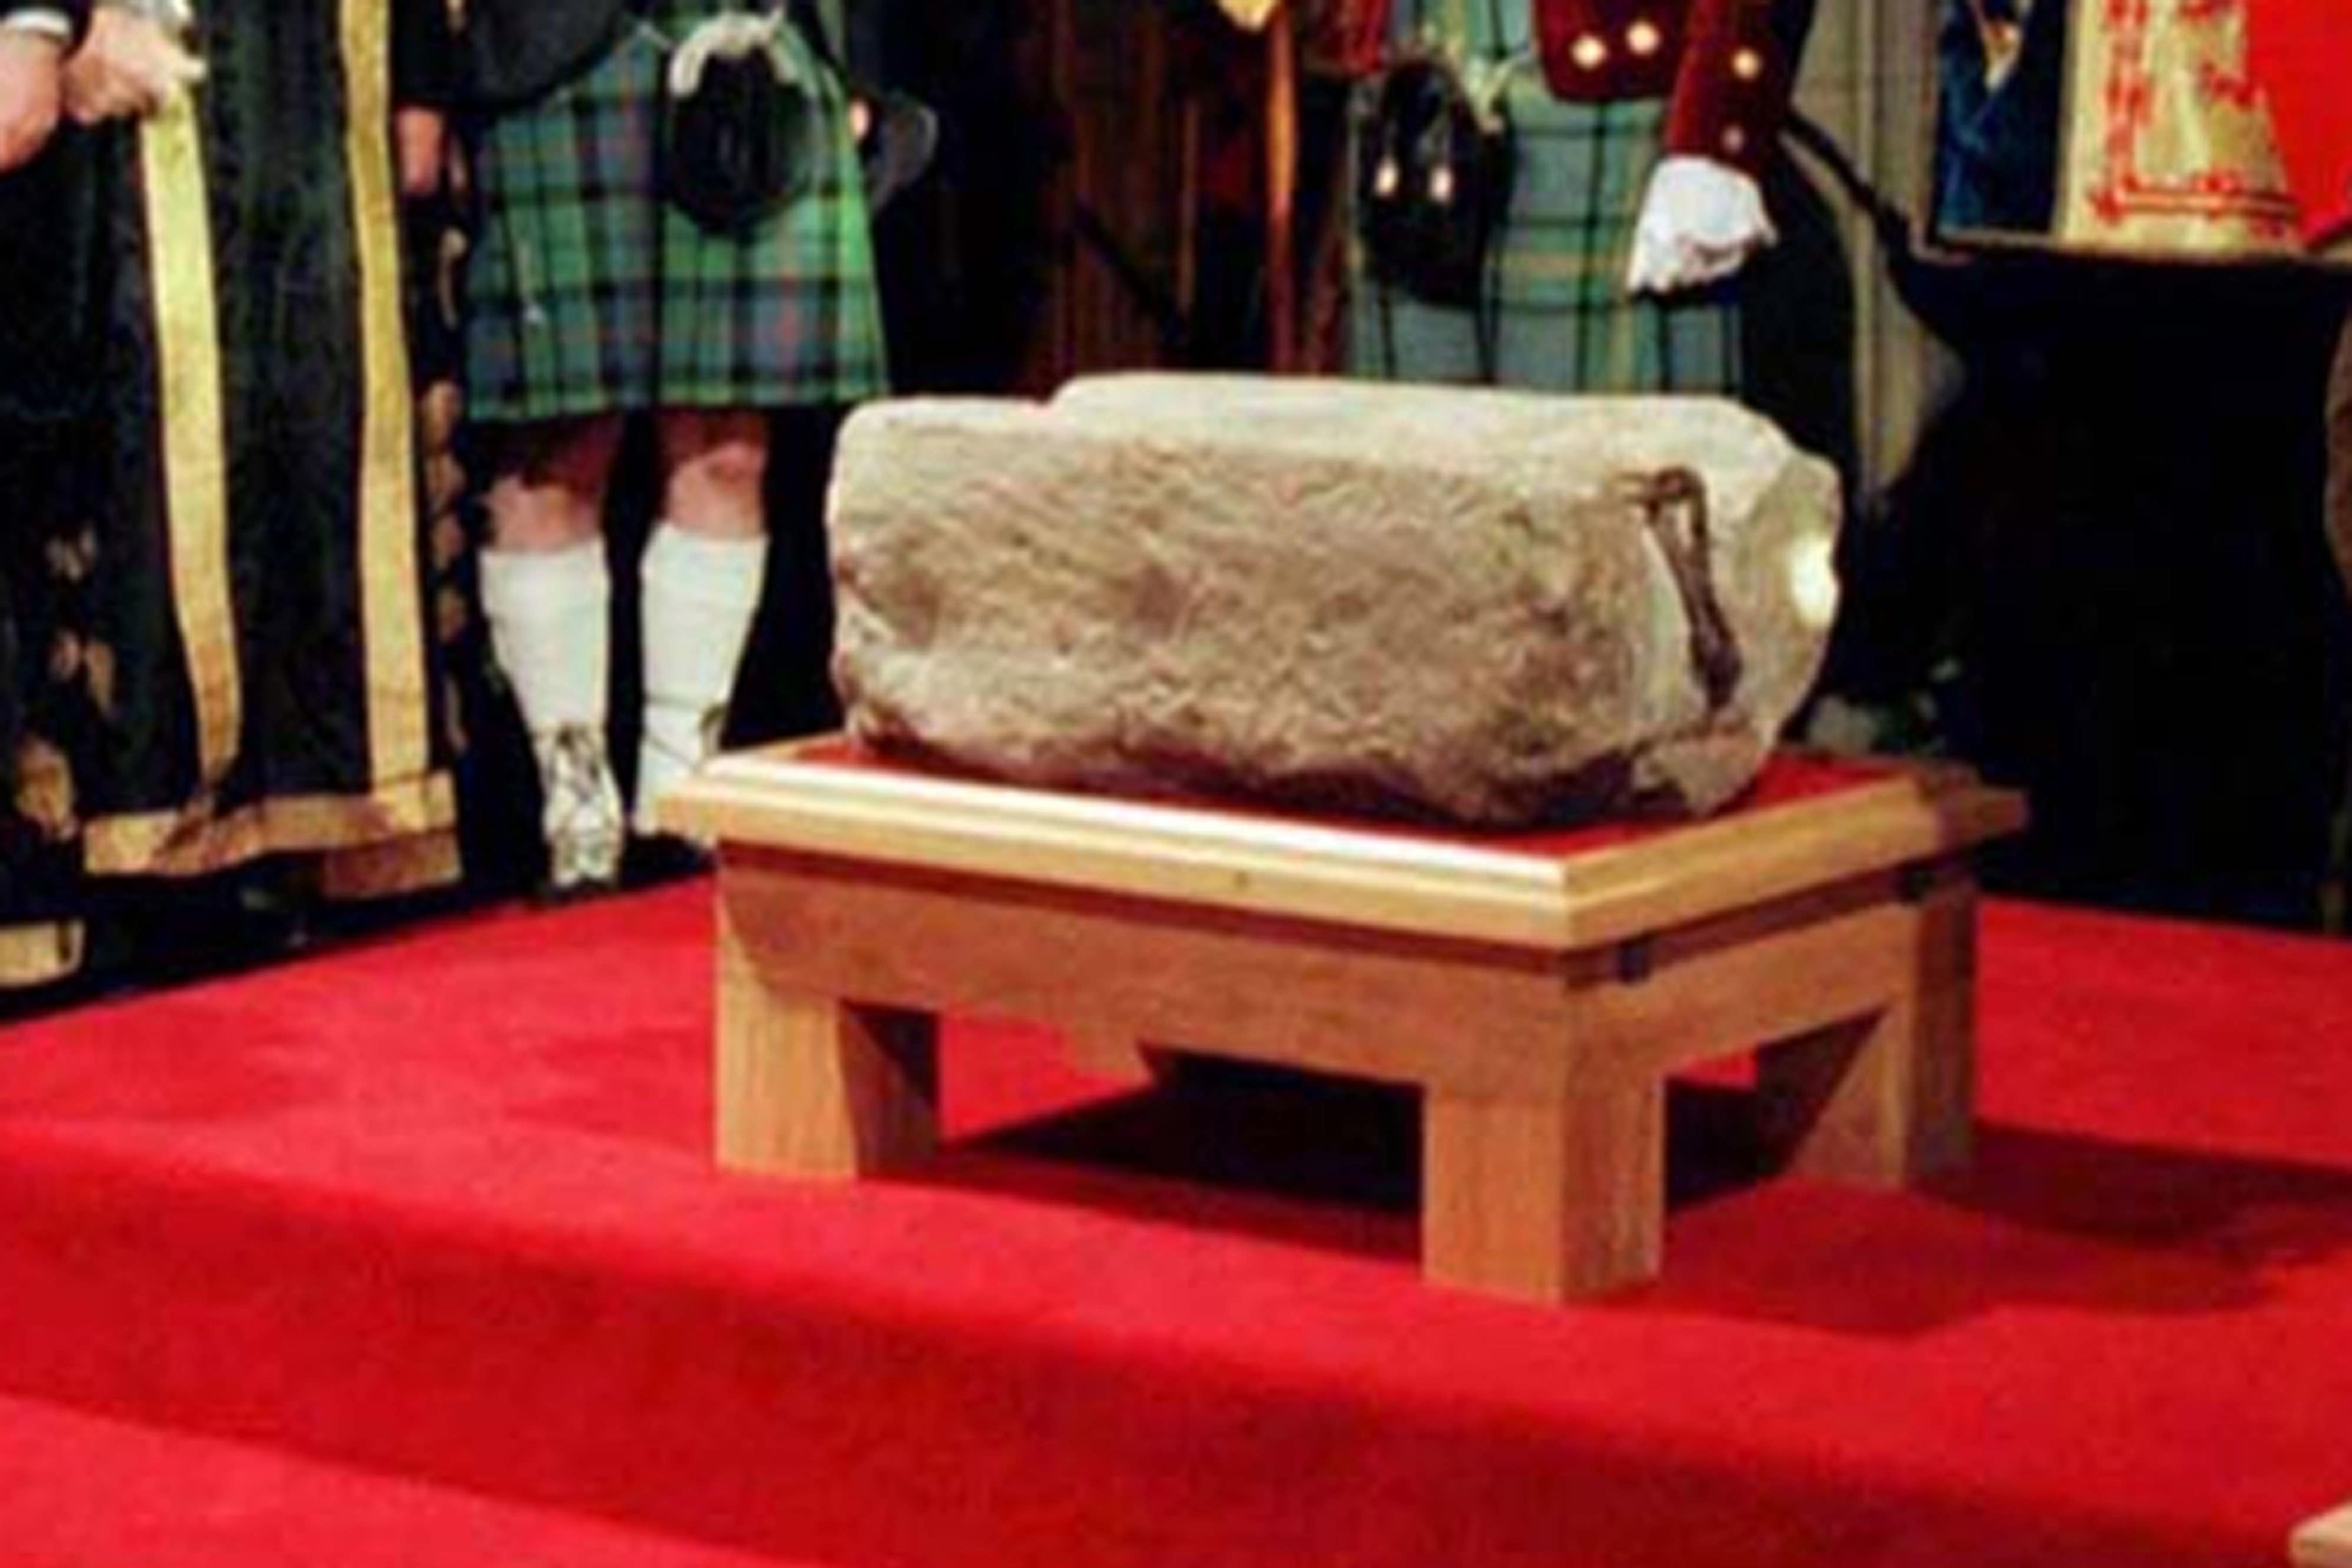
[
  {"left": 485, "top": 416, "right": 626, "bottom": 551},
  {"left": 659, "top": 409, "right": 770, "bottom": 539}
]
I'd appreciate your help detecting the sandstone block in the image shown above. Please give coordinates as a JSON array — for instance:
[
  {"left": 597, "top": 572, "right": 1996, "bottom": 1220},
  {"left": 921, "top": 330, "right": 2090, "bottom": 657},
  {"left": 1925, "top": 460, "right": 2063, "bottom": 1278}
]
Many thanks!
[{"left": 828, "top": 374, "right": 1842, "bottom": 827}]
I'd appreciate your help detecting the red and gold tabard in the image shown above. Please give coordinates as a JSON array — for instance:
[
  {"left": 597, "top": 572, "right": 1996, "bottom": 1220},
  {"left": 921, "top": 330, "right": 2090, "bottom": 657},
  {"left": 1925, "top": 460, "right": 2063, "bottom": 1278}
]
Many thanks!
[
  {"left": 1531, "top": 0, "right": 1796, "bottom": 176},
  {"left": 2243, "top": 0, "right": 2352, "bottom": 248},
  {"left": 2053, "top": 0, "right": 2346, "bottom": 262}
]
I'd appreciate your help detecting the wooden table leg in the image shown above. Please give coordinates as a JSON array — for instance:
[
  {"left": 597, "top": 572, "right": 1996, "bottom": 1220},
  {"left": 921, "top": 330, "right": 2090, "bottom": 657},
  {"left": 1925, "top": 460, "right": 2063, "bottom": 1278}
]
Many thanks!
[
  {"left": 1755, "top": 882, "right": 1976, "bottom": 1185},
  {"left": 716, "top": 911, "right": 939, "bottom": 1178},
  {"left": 1423, "top": 1078, "right": 1666, "bottom": 1303}
]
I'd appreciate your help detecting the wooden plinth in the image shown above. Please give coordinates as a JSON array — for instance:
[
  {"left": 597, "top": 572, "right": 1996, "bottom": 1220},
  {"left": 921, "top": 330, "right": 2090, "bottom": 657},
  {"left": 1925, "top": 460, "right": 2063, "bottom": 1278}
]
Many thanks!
[{"left": 665, "top": 741, "right": 2024, "bottom": 1305}]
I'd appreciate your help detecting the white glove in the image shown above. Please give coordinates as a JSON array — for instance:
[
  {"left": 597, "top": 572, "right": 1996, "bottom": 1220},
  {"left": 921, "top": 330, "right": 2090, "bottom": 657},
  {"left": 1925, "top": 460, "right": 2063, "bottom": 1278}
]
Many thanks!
[{"left": 1624, "top": 156, "right": 1777, "bottom": 297}]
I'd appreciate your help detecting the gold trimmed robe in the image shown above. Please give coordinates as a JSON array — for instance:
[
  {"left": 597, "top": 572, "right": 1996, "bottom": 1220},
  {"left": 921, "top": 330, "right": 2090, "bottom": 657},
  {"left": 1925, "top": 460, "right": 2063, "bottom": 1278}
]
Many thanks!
[{"left": 1, "top": 0, "right": 457, "bottom": 983}]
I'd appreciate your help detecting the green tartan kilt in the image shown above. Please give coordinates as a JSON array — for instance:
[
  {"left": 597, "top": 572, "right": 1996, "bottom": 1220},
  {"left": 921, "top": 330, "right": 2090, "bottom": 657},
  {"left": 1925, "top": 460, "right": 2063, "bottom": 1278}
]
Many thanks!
[
  {"left": 1349, "top": 86, "right": 1744, "bottom": 396},
  {"left": 464, "top": 0, "right": 887, "bottom": 422}
]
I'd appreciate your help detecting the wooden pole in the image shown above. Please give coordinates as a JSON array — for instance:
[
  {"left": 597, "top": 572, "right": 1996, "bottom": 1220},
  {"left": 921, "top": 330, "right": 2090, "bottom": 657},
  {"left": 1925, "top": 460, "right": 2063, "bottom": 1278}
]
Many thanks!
[
  {"left": 1050, "top": 0, "right": 1081, "bottom": 386},
  {"left": 1265, "top": 1, "right": 1299, "bottom": 372}
]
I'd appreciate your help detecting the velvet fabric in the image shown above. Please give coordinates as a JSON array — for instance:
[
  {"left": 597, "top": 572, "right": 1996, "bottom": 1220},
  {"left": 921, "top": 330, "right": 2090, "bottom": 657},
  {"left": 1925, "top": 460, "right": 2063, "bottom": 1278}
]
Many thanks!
[
  {"left": 1, "top": 881, "right": 2348, "bottom": 1566},
  {"left": 1, "top": 0, "right": 455, "bottom": 977}
]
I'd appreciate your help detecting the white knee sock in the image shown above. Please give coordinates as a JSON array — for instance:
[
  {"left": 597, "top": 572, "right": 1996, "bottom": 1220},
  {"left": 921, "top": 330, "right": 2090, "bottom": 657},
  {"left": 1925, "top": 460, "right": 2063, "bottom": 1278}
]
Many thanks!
[
  {"left": 477, "top": 537, "right": 613, "bottom": 738},
  {"left": 479, "top": 539, "right": 624, "bottom": 886},
  {"left": 637, "top": 522, "right": 768, "bottom": 834}
]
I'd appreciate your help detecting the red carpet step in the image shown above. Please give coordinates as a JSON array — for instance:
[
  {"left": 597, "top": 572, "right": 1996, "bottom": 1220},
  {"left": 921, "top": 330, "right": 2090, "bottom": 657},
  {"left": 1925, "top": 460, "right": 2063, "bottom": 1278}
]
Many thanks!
[
  {"left": 1, "top": 884, "right": 2349, "bottom": 1567},
  {"left": 0, "top": 1392, "right": 827, "bottom": 1568}
]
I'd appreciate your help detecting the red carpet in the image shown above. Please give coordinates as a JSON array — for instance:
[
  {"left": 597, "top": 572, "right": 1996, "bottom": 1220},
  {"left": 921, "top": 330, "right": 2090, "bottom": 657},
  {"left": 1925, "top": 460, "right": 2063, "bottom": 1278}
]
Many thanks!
[
  {"left": 0, "top": 1393, "right": 814, "bottom": 1568},
  {"left": 0, "top": 882, "right": 2348, "bottom": 1565}
]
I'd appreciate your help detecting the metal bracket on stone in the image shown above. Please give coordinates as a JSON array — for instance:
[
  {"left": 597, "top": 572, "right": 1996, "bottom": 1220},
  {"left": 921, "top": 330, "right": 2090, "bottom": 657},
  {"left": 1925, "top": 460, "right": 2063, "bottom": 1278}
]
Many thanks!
[{"left": 1619, "top": 467, "right": 1745, "bottom": 715}]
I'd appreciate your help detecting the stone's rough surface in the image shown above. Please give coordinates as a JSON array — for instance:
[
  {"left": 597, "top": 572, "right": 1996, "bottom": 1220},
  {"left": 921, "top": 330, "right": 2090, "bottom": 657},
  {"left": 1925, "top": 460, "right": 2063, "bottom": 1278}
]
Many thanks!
[{"left": 829, "top": 374, "right": 1843, "bottom": 827}]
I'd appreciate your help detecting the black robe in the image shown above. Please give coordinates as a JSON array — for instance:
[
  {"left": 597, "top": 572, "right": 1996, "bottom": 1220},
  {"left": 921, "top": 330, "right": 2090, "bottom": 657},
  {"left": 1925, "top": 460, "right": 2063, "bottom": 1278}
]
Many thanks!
[{"left": 1, "top": 0, "right": 457, "bottom": 985}]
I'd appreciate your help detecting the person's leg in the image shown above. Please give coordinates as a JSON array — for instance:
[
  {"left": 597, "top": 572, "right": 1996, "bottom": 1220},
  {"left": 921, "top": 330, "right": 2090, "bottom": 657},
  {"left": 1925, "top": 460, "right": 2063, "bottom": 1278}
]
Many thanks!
[
  {"left": 477, "top": 415, "right": 629, "bottom": 894},
  {"left": 638, "top": 407, "right": 770, "bottom": 837},
  {"left": 636, "top": 407, "right": 771, "bottom": 838}
]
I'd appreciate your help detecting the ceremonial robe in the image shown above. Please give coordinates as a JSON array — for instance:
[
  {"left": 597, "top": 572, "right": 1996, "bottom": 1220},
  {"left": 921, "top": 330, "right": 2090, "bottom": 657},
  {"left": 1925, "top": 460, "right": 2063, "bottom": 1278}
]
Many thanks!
[{"left": 1, "top": 0, "right": 459, "bottom": 984}]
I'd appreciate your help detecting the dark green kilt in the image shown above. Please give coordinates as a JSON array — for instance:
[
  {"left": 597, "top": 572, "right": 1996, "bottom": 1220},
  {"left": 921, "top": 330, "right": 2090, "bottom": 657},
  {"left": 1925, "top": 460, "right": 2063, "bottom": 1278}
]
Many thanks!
[
  {"left": 1351, "top": 86, "right": 1743, "bottom": 394},
  {"left": 1349, "top": 0, "right": 1742, "bottom": 394},
  {"left": 464, "top": 0, "right": 887, "bottom": 422}
]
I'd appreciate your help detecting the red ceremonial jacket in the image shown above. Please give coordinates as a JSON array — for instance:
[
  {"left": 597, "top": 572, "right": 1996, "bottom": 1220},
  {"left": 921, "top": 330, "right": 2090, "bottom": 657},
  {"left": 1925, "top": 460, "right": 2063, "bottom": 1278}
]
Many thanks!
[
  {"left": 1532, "top": 0, "right": 1806, "bottom": 177},
  {"left": 2243, "top": 0, "right": 2352, "bottom": 246}
]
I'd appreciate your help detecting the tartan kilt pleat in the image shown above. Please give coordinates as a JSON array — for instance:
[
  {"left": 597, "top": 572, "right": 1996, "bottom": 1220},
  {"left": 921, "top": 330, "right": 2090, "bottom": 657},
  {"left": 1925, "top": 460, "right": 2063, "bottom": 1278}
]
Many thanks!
[
  {"left": 464, "top": 0, "right": 887, "bottom": 422},
  {"left": 1350, "top": 86, "right": 1743, "bottom": 394},
  {"left": 1348, "top": 0, "right": 1742, "bottom": 394}
]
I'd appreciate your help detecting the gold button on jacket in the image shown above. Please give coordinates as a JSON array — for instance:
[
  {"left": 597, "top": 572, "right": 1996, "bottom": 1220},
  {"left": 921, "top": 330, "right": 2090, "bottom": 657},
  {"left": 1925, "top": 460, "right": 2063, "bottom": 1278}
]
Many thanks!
[{"left": 1530, "top": 0, "right": 1808, "bottom": 176}]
